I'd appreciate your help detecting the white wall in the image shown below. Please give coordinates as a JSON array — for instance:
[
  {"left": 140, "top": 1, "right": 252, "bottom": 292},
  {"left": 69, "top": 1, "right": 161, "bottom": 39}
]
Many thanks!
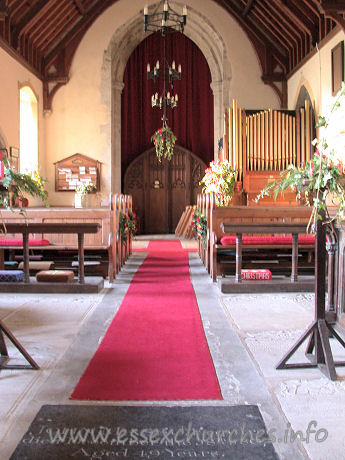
[
  {"left": 0, "top": 48, "right": 44, "bottom": 166},
  {"left": 288, "top": 30, "right": 345, "bottom": 116},
  {"left": 44, "top": 0, "right": 279, "bottom": 206},
  {"left": 0, "top": 48, "right": 45, "bottom": 205}
]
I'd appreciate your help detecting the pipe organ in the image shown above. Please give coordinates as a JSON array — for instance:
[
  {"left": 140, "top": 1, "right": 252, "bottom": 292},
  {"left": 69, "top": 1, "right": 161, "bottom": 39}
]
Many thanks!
[{"left": 222, "top": 99, "right": 315, "bottom": 205}]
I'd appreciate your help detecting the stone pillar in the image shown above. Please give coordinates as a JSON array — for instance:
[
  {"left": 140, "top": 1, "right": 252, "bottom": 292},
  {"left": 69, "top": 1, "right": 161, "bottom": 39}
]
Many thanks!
[
  {"left": 210, "top": 80, "right": 223, "bottom": 161},
  {"left": 112, "top": 80, "right": 124, "bottom": 194}
]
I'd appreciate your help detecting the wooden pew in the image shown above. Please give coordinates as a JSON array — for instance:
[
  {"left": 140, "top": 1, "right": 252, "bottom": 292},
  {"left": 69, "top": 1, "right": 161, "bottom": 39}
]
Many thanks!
[
  {"left": 208, "top": 205, "right": 315, "bottom": 282},
  {"left": 0, "top": 193, "right": 132, "bottom": 281}
]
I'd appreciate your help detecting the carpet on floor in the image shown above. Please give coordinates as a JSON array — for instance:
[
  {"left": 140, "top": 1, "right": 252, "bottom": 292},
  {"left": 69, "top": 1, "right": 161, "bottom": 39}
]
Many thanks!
[
  {"left": 71, "top": 240, "right": 222, "bottom": 401},
  {"left": 10, "top": 405, "right": 278, "bottom": 460}
]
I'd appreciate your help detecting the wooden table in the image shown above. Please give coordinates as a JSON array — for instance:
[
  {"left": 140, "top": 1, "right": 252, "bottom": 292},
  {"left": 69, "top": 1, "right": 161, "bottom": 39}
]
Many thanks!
[{"left": 3, "top": 222, "right": 100, "bottom": 284}]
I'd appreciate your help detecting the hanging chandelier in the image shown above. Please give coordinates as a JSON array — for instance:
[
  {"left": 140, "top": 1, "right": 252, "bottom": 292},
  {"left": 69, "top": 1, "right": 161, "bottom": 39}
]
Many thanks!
[
  {"left": 144, "top": 1, "right": 187, "bottom": 35},
  {"left": 144, "top": 1, "right": 187, "bottom": 161}
]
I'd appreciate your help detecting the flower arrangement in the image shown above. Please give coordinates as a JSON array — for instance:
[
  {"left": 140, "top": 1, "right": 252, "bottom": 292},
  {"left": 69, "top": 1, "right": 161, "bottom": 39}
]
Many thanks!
[
  {"left": 0, "top": 153, "right": 48, "bottom": 210},
  {"left": 151, "top": 125, "right": 177, "bottom": 161},
  {"left": 256, "top": 82, "right": 345, "bottom": 229},
  {"left": 192, "top": 209, "right": 207, "bottom": 247},
  {"left": 120, "top": 210, "right": 137, "bottom": 244},
  {"left": 75, "top": 182, "right": 97, "bottom": 196},
  {"left": 200, "top": 160, "right": 237, "bottom": 206}
]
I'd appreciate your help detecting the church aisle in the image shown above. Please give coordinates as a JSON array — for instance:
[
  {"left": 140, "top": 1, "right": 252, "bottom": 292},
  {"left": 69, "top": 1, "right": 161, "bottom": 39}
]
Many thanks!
[{"left": 1, "top": 236, "right": 340, "bottom": 459}]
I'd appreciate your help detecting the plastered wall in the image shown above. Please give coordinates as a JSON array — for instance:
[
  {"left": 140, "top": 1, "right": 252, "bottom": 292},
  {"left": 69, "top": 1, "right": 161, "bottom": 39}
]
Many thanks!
[
  {"left": 2, "top": 1, "right": 294, "bottom": 207},
  {"left": 0, "top": 48, "right": 45, "bottom": 206},
  {"left": 288, "top": 30, "right": 345, "bottom": 117},
  {"left": 43, "top": 0, "right": 279, "bottom": 206}
]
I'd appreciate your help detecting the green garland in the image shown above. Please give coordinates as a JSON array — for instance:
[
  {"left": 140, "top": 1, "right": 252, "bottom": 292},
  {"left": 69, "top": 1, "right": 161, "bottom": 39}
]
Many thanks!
[
  {"left": 120, "top": 210, "right": 137, "bottom": 244},
  {"left": 192, "top": 209, "right": 207, "bottom": 247},
  {"left": 151, "top": 125, "right": 177, "bottom": 162}
]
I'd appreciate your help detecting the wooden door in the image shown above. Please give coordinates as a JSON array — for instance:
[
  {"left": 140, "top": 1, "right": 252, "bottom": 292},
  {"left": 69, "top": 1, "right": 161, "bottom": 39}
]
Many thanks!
[{"left": 124, "top": 145, "right": 206, "bottom": 234}]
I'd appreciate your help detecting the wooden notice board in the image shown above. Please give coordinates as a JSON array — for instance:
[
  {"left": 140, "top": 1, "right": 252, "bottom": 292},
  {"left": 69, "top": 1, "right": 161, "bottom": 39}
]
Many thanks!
[{"left": 54, "top": 153, "right": 101, "bottom": 192}]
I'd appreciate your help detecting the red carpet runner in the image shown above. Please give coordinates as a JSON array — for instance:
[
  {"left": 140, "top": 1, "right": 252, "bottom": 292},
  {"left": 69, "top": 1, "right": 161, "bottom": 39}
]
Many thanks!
[{"left": 71, "top": 240, "right": 222, "bottom": 401}]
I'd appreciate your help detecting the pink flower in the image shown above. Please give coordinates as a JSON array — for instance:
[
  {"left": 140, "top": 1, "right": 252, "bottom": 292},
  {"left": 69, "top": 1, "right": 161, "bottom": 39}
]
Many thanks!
[{"left": 310, "top": 161, "right": 314, "bottom": 175}]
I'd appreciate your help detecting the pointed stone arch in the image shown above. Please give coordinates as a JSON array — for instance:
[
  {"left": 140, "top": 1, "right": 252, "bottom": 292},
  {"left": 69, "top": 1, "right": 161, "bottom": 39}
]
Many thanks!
[{"left": 101, "top": 2, "right": 231, "bottom": 192}]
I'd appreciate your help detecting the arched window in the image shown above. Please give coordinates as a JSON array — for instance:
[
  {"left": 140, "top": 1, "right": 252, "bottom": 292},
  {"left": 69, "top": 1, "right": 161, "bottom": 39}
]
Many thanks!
[{"left": 20, "top": 86, "right": 38, "bottom": 173}]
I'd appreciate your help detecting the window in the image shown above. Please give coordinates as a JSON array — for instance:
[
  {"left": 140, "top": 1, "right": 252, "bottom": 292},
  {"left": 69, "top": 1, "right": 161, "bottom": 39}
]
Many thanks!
[{"left": 20, "top": 86, "right": 38, "bottom": 173}]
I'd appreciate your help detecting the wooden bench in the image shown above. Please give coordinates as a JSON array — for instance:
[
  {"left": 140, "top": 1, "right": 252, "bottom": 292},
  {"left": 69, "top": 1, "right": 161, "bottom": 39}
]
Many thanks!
[
  {"left": 219, "top": 221, "right": 315, "bottom": 292},
  {"left": 0, "top": 193, "right": 133, "bottom": 283},
  {"left": 209, "top": 205, "right": 315, "bottom": 282}
]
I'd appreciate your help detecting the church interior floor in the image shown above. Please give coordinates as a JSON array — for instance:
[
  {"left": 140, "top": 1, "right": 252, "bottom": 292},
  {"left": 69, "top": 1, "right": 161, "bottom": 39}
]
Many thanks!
[{"left": 1, "top": 235, "right": 345, "bottom": 459}]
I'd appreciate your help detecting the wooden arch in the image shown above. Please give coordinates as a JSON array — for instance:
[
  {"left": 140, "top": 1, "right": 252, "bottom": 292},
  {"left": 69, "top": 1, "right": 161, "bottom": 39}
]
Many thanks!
[{"left": 124, "top": 145, "right": 207, "bottom": 234}]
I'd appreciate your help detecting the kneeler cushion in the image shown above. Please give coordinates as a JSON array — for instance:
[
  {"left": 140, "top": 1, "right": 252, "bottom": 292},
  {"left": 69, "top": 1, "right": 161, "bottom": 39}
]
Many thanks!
[
  {"left": 241, "top": 269, "right": 272, "bottom": 280},
  {"left": 220, "top": 235, "right": 315, "bottom": 246},
  {"left": 0, "top": 270, "right": 24, "bottom": 282},
  {"left": 0, "top": 238, "right": 50, "bottom": 246},
  {"left": 36, "top": 270, "right": 74, "bottom": 283}
]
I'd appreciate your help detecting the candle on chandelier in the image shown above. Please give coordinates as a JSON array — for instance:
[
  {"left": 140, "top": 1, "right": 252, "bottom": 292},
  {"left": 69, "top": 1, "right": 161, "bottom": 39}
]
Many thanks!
[
  {"left": 178, "top": 64, "right": 181, "bottom": 74},
  {"left": 183, "top": 6, "right": 187, "bottom": 16},
  {"left": 156, "top": 60, "right": 159, "bottom": 69},
  {"left": 172, "top": 61, "right": 175, "bottom": 70},
  {"left": 147, "top": 63, "right": 150, "bottom": 73},
  {"left": 144, "top": 5, "right": 148, "bottom": 15},
  {"left": 164, "top": 2, "right": 168, "bottom": 12}
]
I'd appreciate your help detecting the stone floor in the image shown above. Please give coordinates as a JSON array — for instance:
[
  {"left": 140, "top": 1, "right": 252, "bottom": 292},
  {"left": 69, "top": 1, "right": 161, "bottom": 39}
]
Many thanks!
[{"left": 0, "top": 236, "right": 345, "bottom": 459}]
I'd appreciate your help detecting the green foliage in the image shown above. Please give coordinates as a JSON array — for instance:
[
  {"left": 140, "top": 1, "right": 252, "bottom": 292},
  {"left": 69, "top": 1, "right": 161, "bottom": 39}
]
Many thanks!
[
  {"left": 256, "top": 82, "right": 345, "bottom": 230},
  {"left": 75, "top": 182, "right": 97, "bottom": 196},
  {"left": 120, "top": 210, "right": 137, "bottom": 244},
  {"left": 151, "top": 125, "right": 177, "bottom": 161},
  {"left": 200, "top": 160, "right": 237, "bottom": 206},
  {"left": 0, "top": 155, "right": 48, "bottom": 211},
  {"left": 192, "top": 209, "right": 207, "bottom": 247}
]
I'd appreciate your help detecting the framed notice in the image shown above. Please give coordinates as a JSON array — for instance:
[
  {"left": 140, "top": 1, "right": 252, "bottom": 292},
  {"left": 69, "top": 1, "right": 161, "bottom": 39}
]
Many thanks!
[
  {"left": 331, "top": 41, "right": 344, "bottom": 96},
  {"left": 10, "top": 147, "right": 19, "bottom": 172}
]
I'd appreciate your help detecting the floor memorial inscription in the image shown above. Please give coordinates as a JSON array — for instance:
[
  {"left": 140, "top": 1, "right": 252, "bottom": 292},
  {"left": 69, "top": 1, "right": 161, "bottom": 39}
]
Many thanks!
[{"left": 10, "top": 405, "right": 278, "bottom": 459}]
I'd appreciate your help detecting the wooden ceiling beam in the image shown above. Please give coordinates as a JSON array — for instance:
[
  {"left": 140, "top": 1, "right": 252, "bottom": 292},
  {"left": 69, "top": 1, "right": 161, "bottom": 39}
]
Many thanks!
[
  {"left": 31, "top": 3, "right": 76, "bottom": 47},
  {"left": 215, "top": 0, "right": 288, "bottom": 70},
  {"left": 319, "top": 1, "right": 345, "bottom": 14},
  {"left": 257, "top": 0, "right": 302, "bottom": 41},
  {"left": 242, "top": 0, "right": 255, "bottom": 17},
  {"left": 43, "top": 0, "right": 115, "bottom": 72},
  {"left": 12, "top": 0, "right": 59, "bottom": 48},
  {"left": 250, "top": 7, "right": 293, "bottom": 50},
  {"left": 300, "top": 0, "right": 321, "bottom": 17},
  {"left": 272, "top": 0, "right": 315, "bottom": 36},
  {"left": 319, "top": 1, "right": 345, "bottom": 33},
  {"left": 74, "top": 0, "right": 86, "bottom": 15},
  {"left": 290, "top": 0, "right": 318, "bottom": 22}
]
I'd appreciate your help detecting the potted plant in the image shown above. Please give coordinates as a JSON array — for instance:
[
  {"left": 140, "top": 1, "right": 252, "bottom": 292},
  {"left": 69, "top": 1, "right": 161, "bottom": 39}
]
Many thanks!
[{"left": 200, "top": 160, "right": 237, "bottom": 206}]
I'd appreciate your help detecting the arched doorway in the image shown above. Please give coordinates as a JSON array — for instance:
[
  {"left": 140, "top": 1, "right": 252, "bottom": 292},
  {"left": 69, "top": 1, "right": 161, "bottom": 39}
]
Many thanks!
[
  {"left": 102, "top": 6, "right": 231, "bottom": 193},
  {"left": 124, "top": 145, "right": 206, "bottom": 234}
]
